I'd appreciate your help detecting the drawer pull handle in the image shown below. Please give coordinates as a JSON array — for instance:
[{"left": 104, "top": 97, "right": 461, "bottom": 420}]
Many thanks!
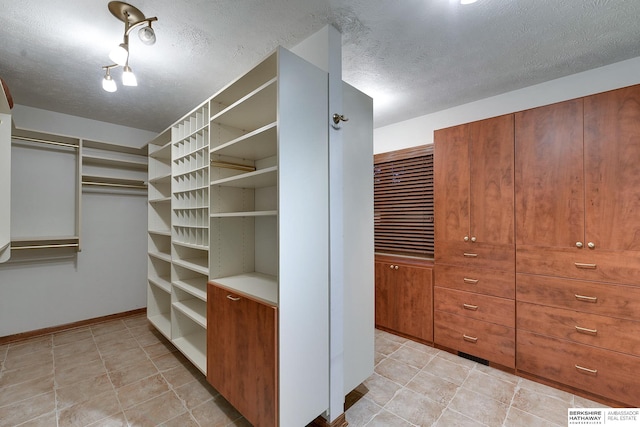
[
  {"left": 463, "top": 304, "right": 479, "bottom": 311},
  {"left": 463, "top": 253, "right": 478, "bottom": 258},
  {"left": 463, "top": 278, "right": 479, "bottom": 284},
  {"left": 575, "top": 294, "right": 598, "bottom": 303},
  {"left": 575, "top": 365, "right": 598, "bottom": 375},
  {"left": 575, "top": 262, "right": 597, "bottom": 269},
  {"left": 226, "top": 295, "right": 241, "bottom": 301},
  {"left": 463, "top": 334, "right": 478, "bottom": 343},
  {"left": 575, "top": 326, "right": 598, "bottom": 335}
]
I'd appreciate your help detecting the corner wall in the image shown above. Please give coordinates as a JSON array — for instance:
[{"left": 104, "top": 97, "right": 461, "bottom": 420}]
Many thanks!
[
  {"left": 0, "top": 106, "right": 156, "bottom": 337},
  {"left": 374, "top": 56, "right": 640, "bottom": 153}
]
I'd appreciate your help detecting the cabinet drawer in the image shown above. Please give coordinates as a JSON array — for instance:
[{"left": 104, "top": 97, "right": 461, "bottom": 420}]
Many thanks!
[
  {"left": 434, "top": 311, "right": 515, "bottom": 368},
  {"left": 517, "top": 245, "right": 640, "bottom": 286},
  {"left": 517, "top": 274, "right": 640, "bottom": 321},
  {"left": 435, "top": 264, "right": 514, "bottom": 299},
  {"left": 436, "top": 241, "right": 514, "bottom": 271},
  {"left": 517, "top": 302, "right": 640, "bottom": 356},
  {"left": 435, "top": 287, "right": 515, "bottom": 327},
  {"left": 517, "top": 331, "right": 640, "bottom": 407}
]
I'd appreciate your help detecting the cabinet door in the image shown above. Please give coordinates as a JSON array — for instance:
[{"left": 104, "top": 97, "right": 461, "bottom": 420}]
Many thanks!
[
  {"left": 374, "top": 261, "right": 395, "bottom": 330},
  {"left": 584, "top": 85, "right": 640, "bottom": 252},
  {"left": 515, "top": 99, "right": 584, "bottom": 249},
  {"left": 207, "top": 284, "right": 278, "bottom": 427},
  {"left": 434, "top": 124, "right": 470, "bottom": 246},
  {"left": 394, "top": 265, "right": 433, "bottom": 342},
  {"left": 468, "top": 115, "right": 514, "bottom": 246}
]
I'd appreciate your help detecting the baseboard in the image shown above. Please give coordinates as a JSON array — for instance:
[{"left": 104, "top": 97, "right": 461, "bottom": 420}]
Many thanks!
[
  {"left": 0, "top": 308, "right": 147, "bottom": 345},
  {"left": 309, "top": 413, "right": 348, "bottom": 427}
]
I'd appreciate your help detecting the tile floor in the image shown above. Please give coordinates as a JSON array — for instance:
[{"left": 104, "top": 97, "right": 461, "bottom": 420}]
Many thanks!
[{"left": 0, "top": 314, "right": 608, "bottom": 427}]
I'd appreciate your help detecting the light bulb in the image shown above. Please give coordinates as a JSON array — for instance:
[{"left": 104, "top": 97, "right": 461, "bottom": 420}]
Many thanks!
[
  {"left": 122, "top": 65, "right": 138, "bottom": 86},
  {"left": 460, "top": 0, "right": 478, "bottom": 4},
  {"left": 102, "top": 74, "right": 117, "bottom": 92},
  {"left": 138, "top": 25, "right": 156, "bottom": 45},
  {"left": 109, "top": 43, "right": 129, "bottom": 66}
]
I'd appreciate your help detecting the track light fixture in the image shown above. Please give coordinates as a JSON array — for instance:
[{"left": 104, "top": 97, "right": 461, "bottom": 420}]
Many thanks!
[{"left": 101, "top": 1, "right": 157, "bottom": 92}]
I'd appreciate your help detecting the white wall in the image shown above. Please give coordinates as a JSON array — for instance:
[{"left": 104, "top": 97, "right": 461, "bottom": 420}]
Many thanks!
[
  {"left": 374, "top": 56, "right": 640, "bottom": 153},
  {"left": 0, "top": 106, "right": 156, "bottom": 337}
]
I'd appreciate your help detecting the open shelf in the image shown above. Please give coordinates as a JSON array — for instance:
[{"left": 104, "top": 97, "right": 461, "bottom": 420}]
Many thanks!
[
  {"left": 148, "top": 251, "right": 172, "bottom": 263},
  {"left": 172, "top": 332, "right": 206, "bottom": 374},
  {"left": 211, "top": 166, "right": 277, "bottom": 188},
  {"left": 210, "top": 273, "right": 278, "bottom": 306},
  {"left": 148, "top": 313, "right": 171, "bottom": 339},
  {"left": 172, "top": 298, "right": 206, "bottom": 328},
  {"left": 210, "top": 122, "right": 277, "bottom": 159},
  {"left": 148, "top": 275, "right": 172, "bottom": 293},
  {"left": 173, "top": 278, "right": 207, "bottom": 301},
  {"left": 211, "top": 79, "right": 277, "bottom": 132}
]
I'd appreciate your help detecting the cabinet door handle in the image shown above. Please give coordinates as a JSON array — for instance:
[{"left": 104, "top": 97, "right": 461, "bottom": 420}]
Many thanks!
[
  {"left": 463, "top": 278, "right": 479, "bottom": 284},
  {"left": 463, "top": 334, "right": 478, "bottom": 343},
  {"left": 575, "top": 326, "right": 598, "bottom": 336},
  {"left": 226, "top": 295, "right": 241, "bottom": 301},
  {"left": 463, "top": 304, "right": 478, "bottom": 311},
  {"left": 463, "top": 253, "right": 478, "bottom": 258},
  {"left": 575, "top": 365, "right": 598, "bottom": 375},
  {"left": 575, "top": 262, "right": 597, "bottom": 269},
  {"left": 574, "top": 294, "right": 598, "bottom": 303}
]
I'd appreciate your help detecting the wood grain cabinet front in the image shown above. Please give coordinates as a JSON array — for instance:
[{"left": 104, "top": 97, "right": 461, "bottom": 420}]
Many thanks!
[
  {"left": 207, "top": 283, "right": 278, "bottom": 427},
  {"left": 517, "top": 331, "right": 640, "bottom": 407},
  {"left": 375, "top": 256, "right": 433, "bottom": 343},
  {"left": 434, "top": 287, "right": 515, "bottom": 328}
]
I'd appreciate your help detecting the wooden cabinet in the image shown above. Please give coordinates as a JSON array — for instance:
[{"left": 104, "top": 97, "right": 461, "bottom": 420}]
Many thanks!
[
  {"left": 434, "top": 115, "right": 516, "bottom": 368},
  {"left": 207, "top": 282, "right": 277, "bottom": 427},
  {"left": 514, "top": 85, "right": 640, "bottom": 407},
  {"left": 375, "top": 255, "right": 433, "bottom": 343}
]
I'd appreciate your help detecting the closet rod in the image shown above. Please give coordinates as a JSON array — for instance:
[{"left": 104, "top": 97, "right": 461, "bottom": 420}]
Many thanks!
[
  {"left": 210, "top": 160, "right": 256, "bottom": 172},
  {"left": 12, "top": 135, "right": 79, "bottom": 149},
  {"left": 11, "top": 243, "right": 80, "bottom": 250},
  {"left": 82, "top": 181, "right": 147, "bottom": 189}
]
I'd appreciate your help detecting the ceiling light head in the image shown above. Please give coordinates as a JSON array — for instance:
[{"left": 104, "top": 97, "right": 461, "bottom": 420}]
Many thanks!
[
  {"left": 102, "top": 68, "right": 117, "bottom": 92},
  {"left": 460, "top": 0, "right": 478, "bottom": 4},
  {"left": 109, "top": 43, "right": 129, "bottom": 66},
  {"left": 138, "top": 24, "right": 156, "bottom": 45},
  {"left": 122, "top": 65, "right": 138, "bottom": 86}
]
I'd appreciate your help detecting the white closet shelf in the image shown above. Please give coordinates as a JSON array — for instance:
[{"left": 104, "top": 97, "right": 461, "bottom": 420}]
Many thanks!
[
  {"left": 148, "top": 275, "right": 172, "bottom": 293},
  {"left": 210, "top": 122, "right": 277, "bottom": 160},
  {"left": 82, "top": 175, "right": 147, "bottom": 190},
  {"left": 149, "top": 197, "right": 171, "bottom": 204},
  {"left": 210, "top": 272, "right": 278, "bottom": 306},
  {"left": 149, "top": 174, "right": 171, "bottom": 184},
  {"left": 149, "top": 142, "right": 172, "bottom": 159},
  {"left": 172, "top": 165, "right": 208, "bottom": 179},
  {"left": 83, "top": 139, "right": 147, "bottom": 157},
  {"left": 211, "top": 79, "right": 277, "bottom": 131},
  {"left": 148, "top": 251, "right": 172, "bottom": 263},
  {"left": 172, "top": 298, "right": 206, "bottom": 327},
  {"left": 210, "top": 210, "right": 277, "bottom": 218},
  {"left": 172, "top": 257, "right": 208, "bottom": 276},
  {"left": 172, "top": 332, "right": 206, "bottom": 374},
  {"left": 211, "top": 166, "right": 277, "bottom": 189},
  {"left": 10, "top": 236, "right": 80, "bottom": 251},
  {"left": 211, "top": 52, "right": 276, "bottom": 107},
  {"left": 173, "top": 278, "right": 207, "bottom": 301},
  {"left": 173, "top": 146, "right": 209, "bottom": 163},
  {"left": 172, "top": 124, "right": 208, "bottom": 144},
  {"left": 82, "top": 154, "right": 148, "bottom": 170},
  {"left": 148, "top": 229, "right": 171, "bottom": 236},
  {"left": 148, "top": 313, "right": 171, "bottom": 339},
  {"left": 171, "top": 240, "right": 208, "bottom": 251}
]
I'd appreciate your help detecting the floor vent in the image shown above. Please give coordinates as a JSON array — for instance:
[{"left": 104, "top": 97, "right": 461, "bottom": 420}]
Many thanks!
[{"left": 458, "top": 352, "right": 489, "bottom": 365}]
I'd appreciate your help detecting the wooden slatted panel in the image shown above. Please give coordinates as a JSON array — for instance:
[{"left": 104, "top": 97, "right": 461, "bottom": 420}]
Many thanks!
[{"left": 374, "top": 145, "right": 433, "bottom": 257}]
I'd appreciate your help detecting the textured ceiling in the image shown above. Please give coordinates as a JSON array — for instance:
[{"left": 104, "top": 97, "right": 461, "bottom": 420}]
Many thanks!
[{"left": 1, "top": 0, "right": 639, "bottom": 133}]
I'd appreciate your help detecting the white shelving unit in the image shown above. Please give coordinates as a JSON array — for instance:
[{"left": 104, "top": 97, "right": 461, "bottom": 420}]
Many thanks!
[
  {"left": 147, "top": 131, "right": 172, "bottom": 338},
  {"left": 0, "top": 82, "right": 11, "bottom": 263},
  {"left": 208, "top": 47, "right": 330, "bottom": 426},
  {"left": 170, "top": 102, "right": 210, "bottom": 374},
  {"left": 81, "top": 139, "right": 148, "bottom": 192},
  {"left": 147, "top": 45, "right": 374, "bottom": 426}
]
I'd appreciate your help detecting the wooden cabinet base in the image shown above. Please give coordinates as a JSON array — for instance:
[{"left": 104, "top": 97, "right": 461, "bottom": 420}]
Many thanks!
[
  {"left": 434, "top": 311, "right": 515, "bottom": 368},
  {"left": 517, "top": 330, "right": 640, "bottom": 407},
  {"left": 308, "top": 414, "right": 348, "bottom": 427}
]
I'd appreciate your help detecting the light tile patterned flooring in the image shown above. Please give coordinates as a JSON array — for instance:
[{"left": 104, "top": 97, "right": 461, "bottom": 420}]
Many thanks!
[{"left": 0, "top": 314, "right": 608, "bottom": 426}]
